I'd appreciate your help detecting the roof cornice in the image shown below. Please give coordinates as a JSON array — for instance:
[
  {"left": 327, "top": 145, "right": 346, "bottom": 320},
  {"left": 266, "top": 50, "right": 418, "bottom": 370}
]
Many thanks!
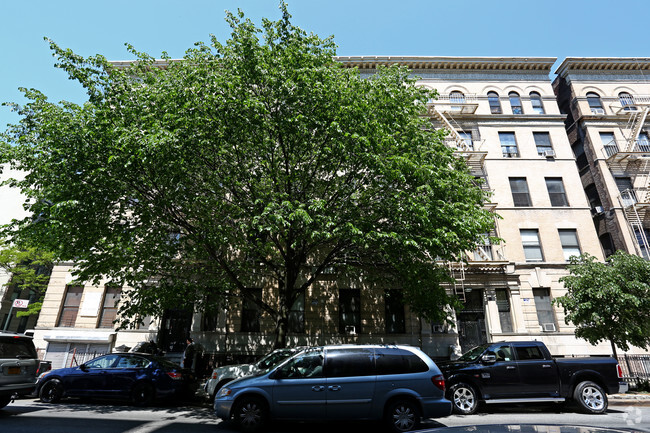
[
  {"left": 334, "top": 56, "right": 557, "bottom": 72},
  {"left": 555, "top": 57, "right": 650, "bottom": 78}
]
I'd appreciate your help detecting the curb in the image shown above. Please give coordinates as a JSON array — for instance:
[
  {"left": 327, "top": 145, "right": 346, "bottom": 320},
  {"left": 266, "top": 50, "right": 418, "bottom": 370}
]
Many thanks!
[{"left": 610, "top": 393, "right": 650, "bottom": 406}]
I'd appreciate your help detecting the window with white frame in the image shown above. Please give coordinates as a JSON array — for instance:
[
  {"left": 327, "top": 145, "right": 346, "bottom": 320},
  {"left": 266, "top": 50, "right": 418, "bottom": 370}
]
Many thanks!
[
  {"left": 534, "top": 132, "right": 553, "bottom": 156},
  {"left": 587, "top": 92, "right": 604, "bottom": 114},
  {"left": 530, "top": 92, "right": 545, "bottom": 114},
  {"left": 533, "top": 288, "right": 557, "bottom": 331},
  {"left": 509, "top": 92, "right": 523, "bottom": 114},
  {"left": 559, "top": 229, "right": 581, "bottom": 261},
  {"left": 488, "top": 91, "right": 502, "bottom": 114},
  {"left": 521, "top": 229, "right": 543, "bottom": 262},
  {"left": 499, "top": 132, "right": 519, "bottom": 157}
]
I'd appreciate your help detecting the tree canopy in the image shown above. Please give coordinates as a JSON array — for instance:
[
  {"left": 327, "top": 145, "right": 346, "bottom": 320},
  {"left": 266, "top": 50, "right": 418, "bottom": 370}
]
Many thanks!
[
  {"left": 0, "top": 5, "right": 495, "bottom": 346},
  {"left": 556, "top": 251, "right": 650, "bottom": 357}
]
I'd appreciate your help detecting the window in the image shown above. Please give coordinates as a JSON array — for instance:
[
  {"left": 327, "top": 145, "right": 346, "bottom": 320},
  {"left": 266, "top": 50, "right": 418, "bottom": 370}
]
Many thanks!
[
  {"left": 449, "top": 91, "right": 465, "bottom": 111},
  {"left": 488, "top": 91, "right": 502, "bottom": 114},
  {"left": 533, "top": 132, "right": 553, "bottom": 156},
  {"left": 587, "top": 92, "right": 604, "bottom": 114},
  {"left": 521, "top": 229, "right": 543, "bottom": 262},
  {"left": 509, "top": 177, "right": 532, "bottom": 207},
  {"left": 241, "top": 288, "right": 262, "bottom": 332},
  {"left": 375, "top": 348, "right": 428, "bottom": 374},
  {"left": 98, "top": 287, "right": 121, "bottom": 328},
  {"left": 615, "top": 176, "right": 636, "bottom": 206},
  {"left": 599, "top": 233, "right": 616, "bottom": 258},
  {"left": 288, "top": 290, "right": 305, "bottom": 333},
  {"left": 559, "top": 229, "right": 581, "bottom": 261},
  {"left": 499, "top": 132, "right": 519, "bottom": 157},
  {"left": 325, "top": 347, "right": 374, "bottom": 377},
  {"left": 634, "top": 228, "right": 650, "bottom": 259},
  {"left": 458, "top": 131, "right": 473, "bottom": 150},
  {"left": 493, "top": 344, "right": 513, "bottom": 361},
  {"left": 545, "top": 177, "right": 569, "bottom": 207},
  {"left": 533, "top": 288, "right": 556, "bottom": 331},
  {"left": 85, "top": 354, "right": 119, "bottom": 369},
  {"left": 637, "top": 132, "right": 650, "bottom": 152},
  {"left": 473, "top": 233, "right": 493, "bottom": 261},
  {"left": 515, "top": 345, "right": 545, "bottom": 360},
  {"left": 385, "top": 290, "right": 405, "bottom": 334},
  {"left": 530, "top": 92, "right": 545, "bottom": 114},
  {"left": 495, "top": 289, "right": 513, "bottom": 333},
  {"left": 339, "top": 289, "right": 361, "bottom": 334},
  {"left": 600, "top": 131, "right": 618, "bottom": 157},
  {"left": 57, "top": 285, "right": 83, "bottom": 327},
  {"left": 619, "top": 92, "right": 636, "bottom": 111},
  {"left": 509, "top": 92, "right": 523, "bottom": 114}
]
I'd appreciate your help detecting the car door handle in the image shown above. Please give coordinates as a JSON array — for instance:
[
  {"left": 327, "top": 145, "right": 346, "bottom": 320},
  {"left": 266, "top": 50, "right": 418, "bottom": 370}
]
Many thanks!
[
  {"left": 312, "top": 386, "right": 325, "bottom": 392},
  {"left": 542, "top": 364, "right": 552, "bottom": 368},
  {"left": 328, "top": 385, "right": 341, "bottom": 391},
  {"left": 506, "top": 366, "right": 516, "bottom": 370}
]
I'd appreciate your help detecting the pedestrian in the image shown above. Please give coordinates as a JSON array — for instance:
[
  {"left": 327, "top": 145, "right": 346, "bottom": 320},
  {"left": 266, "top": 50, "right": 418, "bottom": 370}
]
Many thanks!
[{"left": 182, "top": 337, "right": 196, "bottom": 372}]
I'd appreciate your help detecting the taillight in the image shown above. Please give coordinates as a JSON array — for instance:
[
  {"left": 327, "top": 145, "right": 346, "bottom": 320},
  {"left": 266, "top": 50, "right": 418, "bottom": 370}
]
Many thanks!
[
  {"left": 431, "top": 374, "right": 445, "bottom": 392},
  {"left": 617, "top": 364, "right": 624, "bottom": 379},
  {"left": 167, "top": 371, "right": 183, "bottom": 380},
  {"left": 212, "top": 372, "right": 218, "bottom": 380}
]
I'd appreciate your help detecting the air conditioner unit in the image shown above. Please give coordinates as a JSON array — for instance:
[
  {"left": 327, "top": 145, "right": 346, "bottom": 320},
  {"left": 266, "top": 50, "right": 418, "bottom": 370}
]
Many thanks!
[
  {"left": 345, "top": 325, "right": 357, "bottom": 335},
  {"left": 432, "top": 324, "right": 445, "bottom": 333},
  {"left": 543, "top": 150, "right": 556, "bottom": 158},
  {"left": 542, "top": 323, "right": 556, "bottom": 332},
  {"left": 592, "top": 108, "right": 605, "bottom": 115},
  {"left": 593, "top": 206, "right": 605, "bottom": 215}
]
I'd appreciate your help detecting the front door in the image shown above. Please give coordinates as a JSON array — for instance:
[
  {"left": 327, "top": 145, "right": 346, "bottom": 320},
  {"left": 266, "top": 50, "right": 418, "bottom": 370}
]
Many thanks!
[
  {"left": 159, "top": 308, "right": 193, "bottom": 353},
  {"left": 478, "top": 343, "right": 520, "bottom": 399},
  {"left": 457, "top": 290, "right": 488, "bottom": 354},
  {"left": 271, "top": 348, "right": 326, "bottom": 420},
  {"left": 514, "top": 344, "right": 560, "bottom": 397}
]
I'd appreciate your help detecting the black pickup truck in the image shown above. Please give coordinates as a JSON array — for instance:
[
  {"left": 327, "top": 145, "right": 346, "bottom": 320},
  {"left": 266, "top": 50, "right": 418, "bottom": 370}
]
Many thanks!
[{"left": 438, "top": 341, "right": 628, "bottom": 415}]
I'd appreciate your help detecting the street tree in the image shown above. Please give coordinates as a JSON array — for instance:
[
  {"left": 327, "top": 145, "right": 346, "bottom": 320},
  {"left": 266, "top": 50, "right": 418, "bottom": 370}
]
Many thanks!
[
  {"left": 556, "top": 251, "right": 650, "bottom": 357},
  {"left": 0, "top": 5, "right": 495, "bottom": 347},
  {"left": 0, "top": 241, "right": 54, "bottom": 317}
]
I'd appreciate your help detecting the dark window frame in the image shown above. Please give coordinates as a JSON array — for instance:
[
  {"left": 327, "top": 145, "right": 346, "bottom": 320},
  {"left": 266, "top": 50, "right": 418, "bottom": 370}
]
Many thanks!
[
  {"left": 545, "top": 177, "right": 569, "bottom": 207},
  {"left": 509, "top": 177, "right": 532, "bottom": 207}
]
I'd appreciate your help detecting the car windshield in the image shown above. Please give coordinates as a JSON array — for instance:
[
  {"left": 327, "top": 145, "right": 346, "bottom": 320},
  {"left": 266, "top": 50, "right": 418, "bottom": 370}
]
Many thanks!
[
  {"left": 256, "top": 349, "right": 295, "bottom": 371},
  {"left": 457, "top": 344, "right": 489, "bottom": 362}
]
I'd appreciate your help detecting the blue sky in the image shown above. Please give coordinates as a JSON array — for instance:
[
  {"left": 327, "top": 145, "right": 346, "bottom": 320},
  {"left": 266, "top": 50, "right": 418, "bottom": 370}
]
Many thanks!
[{"left": 1, "top": 0, "right": 649, "bottom": 130}]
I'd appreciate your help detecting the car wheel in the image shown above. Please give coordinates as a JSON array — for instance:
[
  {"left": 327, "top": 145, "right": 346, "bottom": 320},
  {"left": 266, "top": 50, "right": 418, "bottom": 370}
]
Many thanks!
[
  {"left": 385, "top": 399, "right": 421, "bottom": 432},
  {"left": 573, "top": 380, "right": 607, "bottom": 414},
  {"left": 449, "top": 382, "right": 479, "bottom": 415},
  {"left": 232, "top": 396, "right": 268, "bottom": 433},
  {"left": 39, "top": 378, "right": 63, "bottom": 403},
  {"left": 132, "top": 382, "right": 155, "bottom": 407},
  {"left": 0, "top": 395, "right": 11, "bottom": 409}
]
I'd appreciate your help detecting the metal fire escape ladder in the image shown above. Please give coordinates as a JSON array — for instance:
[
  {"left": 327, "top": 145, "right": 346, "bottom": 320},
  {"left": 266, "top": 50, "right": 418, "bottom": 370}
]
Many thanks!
[
  {"left": 449, "top": 260, "right": 466, "bottom": 302},
  {"left": 625, "top": 106, "right": 649, "bottom": 152},
  {"left": 430, "top": 106, "right": 473, "bottom": 152}
]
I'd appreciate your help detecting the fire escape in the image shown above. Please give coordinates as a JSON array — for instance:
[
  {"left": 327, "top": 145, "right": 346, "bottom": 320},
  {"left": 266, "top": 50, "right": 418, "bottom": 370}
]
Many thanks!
[
  {"left": 427, "top": 93, "right": 509, "bottom": 301},
  {"left": 605, "top": 95, "right": 650, "bottom": 258}
]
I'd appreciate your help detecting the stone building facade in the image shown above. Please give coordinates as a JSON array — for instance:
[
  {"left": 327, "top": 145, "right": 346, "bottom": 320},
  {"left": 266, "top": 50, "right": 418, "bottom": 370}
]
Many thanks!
[{"left": 25, "top": 57, "right": 650, "bottom": 369}]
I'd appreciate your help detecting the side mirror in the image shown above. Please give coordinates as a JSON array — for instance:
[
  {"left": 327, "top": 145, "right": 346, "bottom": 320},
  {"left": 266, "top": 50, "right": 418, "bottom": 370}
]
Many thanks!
[
  {"left": 80, "top": 364, "right": 89, "bottom": 372},
  {"left": 481, "top": 353, "right": 497, "bottom": 364}
]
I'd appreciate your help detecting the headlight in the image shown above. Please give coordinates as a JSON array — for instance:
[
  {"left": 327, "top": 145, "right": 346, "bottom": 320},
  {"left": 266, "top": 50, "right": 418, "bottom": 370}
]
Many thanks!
[
  {"left": 217, "top": 387, "right": 232, "bottom": 398},
  {"left": 36, "top": 370, "right": 51, "bottom": 382}
]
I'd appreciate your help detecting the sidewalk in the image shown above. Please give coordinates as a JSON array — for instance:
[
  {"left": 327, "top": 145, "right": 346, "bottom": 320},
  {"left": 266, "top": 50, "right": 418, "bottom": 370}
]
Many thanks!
[{"left": 610, "top": 392, "right": 650, "bottom": 405}]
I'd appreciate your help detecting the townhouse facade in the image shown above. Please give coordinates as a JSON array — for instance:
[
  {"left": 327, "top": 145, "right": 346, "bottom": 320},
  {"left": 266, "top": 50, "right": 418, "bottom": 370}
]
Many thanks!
[{"left": 22, "top": 57, "right": 650, "bottom": 370}]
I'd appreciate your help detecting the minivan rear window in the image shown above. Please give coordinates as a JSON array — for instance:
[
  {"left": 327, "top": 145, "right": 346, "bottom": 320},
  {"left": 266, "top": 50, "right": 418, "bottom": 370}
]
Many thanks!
[
  {"left": 375, "top": 348, "right": 428, "bottom": 375},
  {"left": 0, "top": 337, "right": 38, "bottom": 359},
  {"left": 325, "top": 348, "right": 375, "bottom": 377}
]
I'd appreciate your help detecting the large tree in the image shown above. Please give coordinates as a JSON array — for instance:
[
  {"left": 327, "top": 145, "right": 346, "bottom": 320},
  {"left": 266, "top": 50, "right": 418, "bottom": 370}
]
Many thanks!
[
  {"left": 556, "top": 251, "right": 650, "bottom": 357},
  {"left": 0, "top": 5, "right": 495, "bottom": 347}
]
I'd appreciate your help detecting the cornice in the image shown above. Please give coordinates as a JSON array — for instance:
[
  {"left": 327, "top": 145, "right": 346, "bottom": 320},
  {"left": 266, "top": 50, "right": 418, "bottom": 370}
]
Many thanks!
[
  {"left": 555, "top": 57, "right": 650, "bottom": 78},
  {"left": 335, "top": 56, "right": 557, "bottom": 72}
]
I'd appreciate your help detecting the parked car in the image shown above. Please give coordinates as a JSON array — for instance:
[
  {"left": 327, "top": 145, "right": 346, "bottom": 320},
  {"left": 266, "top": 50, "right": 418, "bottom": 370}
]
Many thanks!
[
  {"left": 36, "top": 352, "right": 187, "bottom": 406},
  {"left": 438, "top": 341, "right": 628, "bottom": 415},
  {"left": 214, "top": 345, "right": 451, "bottom": 432},
  {"left": 0, "top": 331, "right": 40, "bottom": 409},
  {"left": 205, "top": 347, "right": 304, "bottom": 401}
]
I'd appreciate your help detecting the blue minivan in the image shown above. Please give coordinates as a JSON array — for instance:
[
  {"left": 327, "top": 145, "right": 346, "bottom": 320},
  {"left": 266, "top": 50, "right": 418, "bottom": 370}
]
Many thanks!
[{"left": 214, "top": 345, "right": 451, "bottom": 432}]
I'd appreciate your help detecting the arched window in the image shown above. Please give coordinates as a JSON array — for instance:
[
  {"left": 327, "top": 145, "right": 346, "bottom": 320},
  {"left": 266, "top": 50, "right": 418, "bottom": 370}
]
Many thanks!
[
  {"left": 449, "top": 91, "right": 465, "bottom": 112},
  {"left": 509, "top": 92, "right": 523, "bottom": 114},
  {"left": 488, "top": 91, "right": 502, "bottom": 114},
  {"left": 529, "top": 92, "right": 545, "bottom": 114},
  {"left": 619, "top": 92, "right": 636, "bottom": 111},
  {"left": 586, "top": 92, "right": 604, "bottom": 114}
]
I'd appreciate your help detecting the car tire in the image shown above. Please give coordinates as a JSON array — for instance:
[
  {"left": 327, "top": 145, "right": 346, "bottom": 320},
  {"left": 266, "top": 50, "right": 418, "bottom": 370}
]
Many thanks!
[
  {"left": 385, "top": 399, "right": 421, "bottom": 433},
  {"left": 232, "top": 396, "right": 268, "bottom": 433},
  {"left": 449, "top": 382, "right": 479, "bottom": 415},
  {"left": 0, "top": 395, "right": 11, "bottom": 409},
  {"left": 39, "top": 378, "right": 63, "bottom": 403},
  {"left": 573, "top": 380, "right": 607, "bottom": 414},
  {"left": 132, "top": 382, "right": 155, "bottom": 407}
]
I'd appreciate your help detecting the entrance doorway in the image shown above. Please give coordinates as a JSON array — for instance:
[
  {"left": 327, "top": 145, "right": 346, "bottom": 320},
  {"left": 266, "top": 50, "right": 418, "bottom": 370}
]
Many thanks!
[
  {"left": 159, "top": 308, "right": 193, "bottom": 353},
  {"left": 456, "top": 289, "right": 487, "bottom": 354}
]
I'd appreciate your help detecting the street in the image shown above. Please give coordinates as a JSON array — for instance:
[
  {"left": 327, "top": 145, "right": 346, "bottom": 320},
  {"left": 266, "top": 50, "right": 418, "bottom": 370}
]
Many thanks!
[{"left": 1, "top": 398, "right": 649, "bottom": 433}]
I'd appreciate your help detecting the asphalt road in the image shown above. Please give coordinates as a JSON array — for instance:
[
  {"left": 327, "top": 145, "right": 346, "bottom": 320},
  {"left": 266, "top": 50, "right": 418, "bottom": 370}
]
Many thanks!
[{"left": 1, "top": 398, "right": 649, "bottom": 433}]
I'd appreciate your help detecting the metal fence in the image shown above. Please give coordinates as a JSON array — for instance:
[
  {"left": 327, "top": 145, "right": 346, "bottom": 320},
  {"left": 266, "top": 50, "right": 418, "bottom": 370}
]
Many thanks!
[{"left": 618, "top": 354, "right": 650, "bottom": 387}]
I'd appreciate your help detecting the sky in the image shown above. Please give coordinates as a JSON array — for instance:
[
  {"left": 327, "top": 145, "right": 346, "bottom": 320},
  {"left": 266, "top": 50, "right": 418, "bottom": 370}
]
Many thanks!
[{"left": 1, "top": 0, "right": 649, "bottom": 130}]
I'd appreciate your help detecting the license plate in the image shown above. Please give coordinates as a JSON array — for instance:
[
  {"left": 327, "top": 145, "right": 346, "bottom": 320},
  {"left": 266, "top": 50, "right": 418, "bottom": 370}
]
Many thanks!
[{"left": 7, "top": 366, "right": 21, "bottom": 375}]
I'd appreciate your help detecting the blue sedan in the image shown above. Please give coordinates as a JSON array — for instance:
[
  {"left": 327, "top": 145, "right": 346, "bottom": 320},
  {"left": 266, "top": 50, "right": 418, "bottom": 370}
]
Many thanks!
[{"left": 36, "top": 352, "right": 186, "bottom": 406}]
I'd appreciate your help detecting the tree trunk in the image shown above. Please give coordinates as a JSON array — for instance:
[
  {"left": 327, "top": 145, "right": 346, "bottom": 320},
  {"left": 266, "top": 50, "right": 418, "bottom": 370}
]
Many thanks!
[
  {"left": 274, "top": 312, "right": 288, "bottom": 349},
  {"left": 610, "top": 339, "right": 618, "bottom": 358}
]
